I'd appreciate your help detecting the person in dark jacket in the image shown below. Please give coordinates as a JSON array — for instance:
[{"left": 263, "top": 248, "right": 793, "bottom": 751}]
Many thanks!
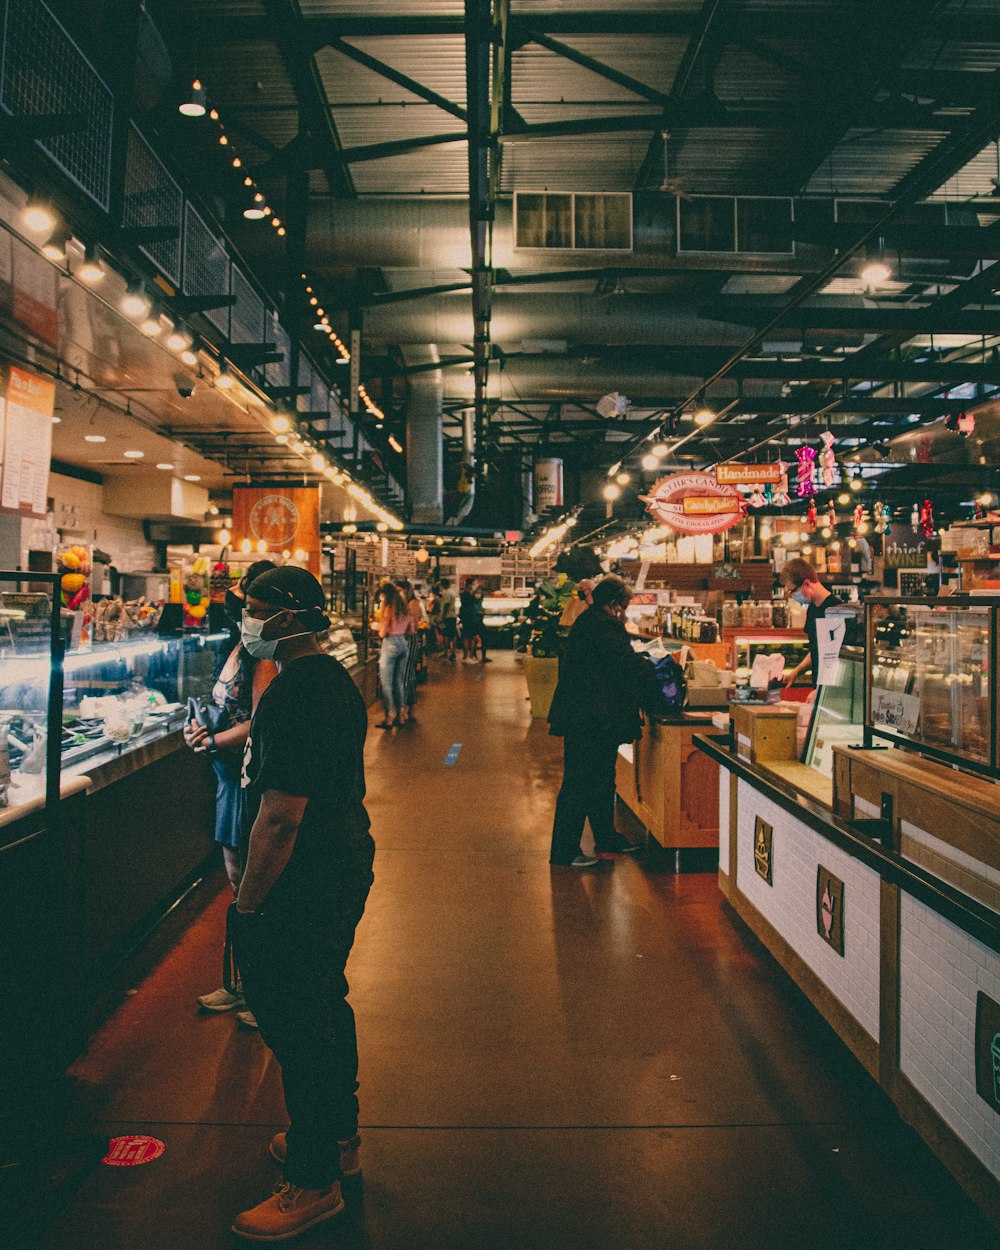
[{"left": 548, "top": 574, "right": 654, "bottom": 867}]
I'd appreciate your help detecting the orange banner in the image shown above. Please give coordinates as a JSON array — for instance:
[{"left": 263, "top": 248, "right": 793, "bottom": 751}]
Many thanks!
[
  {"left": 715, "top": 463, "right": 784, "bottom": 486},
  {"left": 231, "top": 487, "right": 321, "bottom": 575}
]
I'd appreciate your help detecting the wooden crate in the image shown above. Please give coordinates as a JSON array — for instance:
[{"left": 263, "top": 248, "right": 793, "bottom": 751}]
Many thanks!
[{"left": 731, "top": 704, "right": 799, "bottom": 765}]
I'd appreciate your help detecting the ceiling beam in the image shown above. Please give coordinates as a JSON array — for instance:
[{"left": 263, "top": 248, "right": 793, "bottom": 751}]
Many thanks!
[
  {"left": 520, "top": 30, "right": 670, "bottom": 107},
  {"left": 699, "top": 299, "right": 1000, "bottom": 334},
  {"left": 328, "top": 37, "right": 468, "bottom": 122}
]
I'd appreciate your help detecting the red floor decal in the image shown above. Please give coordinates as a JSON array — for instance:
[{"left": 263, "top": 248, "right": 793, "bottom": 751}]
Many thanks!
[{"left": 101, "top": 1136, "right": 166, "bottom": 1167}]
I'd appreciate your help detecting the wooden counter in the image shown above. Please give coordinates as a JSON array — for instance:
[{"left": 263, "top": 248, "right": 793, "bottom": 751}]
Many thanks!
[{"left": 616, "top": 712, "right": 720, "bottom": 855}]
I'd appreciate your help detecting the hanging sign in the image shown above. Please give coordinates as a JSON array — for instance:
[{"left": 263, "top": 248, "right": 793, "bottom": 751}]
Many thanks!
[
  {"left": 815, "top": 615, "right": 848, "bottom": 686},
  {"left": 640, "top": 472, "right": 745, "bottom": 535},
  {"left": 534, "top": 458, "right": 564, "bottom": 510},
  {"left": 0, "top": 365, "right": 55, "bottom": 518},
  {"left": 231, "top": 486, "right": 321, "bottom": 575},
  {"left": 715, "top": 463, "right": 784, "bottom": 487},
  {"left": 884, "top": 524, "right": 933, "bottom": 569}
]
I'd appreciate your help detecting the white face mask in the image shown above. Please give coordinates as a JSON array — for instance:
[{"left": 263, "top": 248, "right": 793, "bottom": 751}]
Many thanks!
[
  {"left": 791, "top": 589, "right": 810, "bottom": 607},
  {"left": 241, "top": 608, "right": 312, "bottom": 660}
]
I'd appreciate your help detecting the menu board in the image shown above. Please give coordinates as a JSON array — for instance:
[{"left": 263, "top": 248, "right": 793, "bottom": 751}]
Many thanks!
[{"left": 0, "top": 365, "right": 55, "bottom": 518}]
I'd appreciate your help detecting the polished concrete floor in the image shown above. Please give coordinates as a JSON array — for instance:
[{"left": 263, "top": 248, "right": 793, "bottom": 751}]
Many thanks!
[{"left": 24, "top": 653, "right": 997, "bottom": 1249}]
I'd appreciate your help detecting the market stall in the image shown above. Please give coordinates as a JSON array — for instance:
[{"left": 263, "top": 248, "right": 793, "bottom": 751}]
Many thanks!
[{"left": 698, "top": 595, "right": 1000, "bottom": 1223}]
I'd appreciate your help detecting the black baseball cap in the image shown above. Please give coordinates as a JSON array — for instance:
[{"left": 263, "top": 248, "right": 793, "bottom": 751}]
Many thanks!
[{"left": 246, "top": 566, "right": 328, "bottom": 631}]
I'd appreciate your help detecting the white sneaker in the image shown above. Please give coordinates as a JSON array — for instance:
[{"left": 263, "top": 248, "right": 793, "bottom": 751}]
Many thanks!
[
  {"left": 197, "top": 986, "right": 245, "bottom": 1012},
  {"left": 570, "top": 853, "right": 600, "bottom": 868},
  {"left": 235, "top": 1009, "right": 260, "bottom": 1030}
]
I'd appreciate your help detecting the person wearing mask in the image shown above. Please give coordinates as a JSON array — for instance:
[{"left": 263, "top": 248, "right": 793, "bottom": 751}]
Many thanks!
[
  {"left": 376, "top": 582, "right": 414, "bottom": 728},
  {"left": 781, "top": 557, "right": 834, "bottom": 689},
  {"left": 229, "top": 566, "right": 375, "bottom": 1243},
  {"left": 547, "top": 575, "right": 663, "bottom": 867},
  {"left": 438, "top": 578, "right": 458, "bottom": 662},
  {"left": 187, "top": 560, "right": 278, "bottom": 1026},
  {"left": 559, "top": 578, "right": 595, "bottom": 630}
]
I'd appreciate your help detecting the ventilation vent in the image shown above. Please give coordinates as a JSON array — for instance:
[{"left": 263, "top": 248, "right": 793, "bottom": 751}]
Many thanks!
[
  {"left": 1, "top": 0, "right": 113, "bottom": 209},
  {"left": 677, "top": 196, "right": 794, "bottom": 256},
  {"left": 124, "top": 125, "right": 183, "bottom": 285},
  {"left": 514, "top": 192, "right": 632, "bottom": 251}
]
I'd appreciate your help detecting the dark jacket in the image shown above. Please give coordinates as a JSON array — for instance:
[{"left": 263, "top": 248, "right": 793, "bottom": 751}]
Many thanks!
[{"left": 548, "top": 605, "right": 662, "bottom": 744}]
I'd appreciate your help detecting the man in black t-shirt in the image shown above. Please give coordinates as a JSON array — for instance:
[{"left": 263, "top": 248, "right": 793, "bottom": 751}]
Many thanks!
[
  {"left": 229, "top": 567, "right": 375, "bottom": 1243},
  {"left": 782, "top": 557, "right": 834, "bottom": 689}
]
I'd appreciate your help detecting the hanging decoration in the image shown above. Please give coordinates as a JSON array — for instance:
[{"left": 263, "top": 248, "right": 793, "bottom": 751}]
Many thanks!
[
  {"left": 747, "top": 484, "right": 767, "bottom": 508},
  {"left": 910, "top": 502, "right": 920, "bottom": 529},
  {"left": 873, "top": 502, "right": 889, "bottom": 534},
  {"left": 795, "top": 446, "right": 817, "bottom": 497},
  {"left": 771, "top": 462, "right": 791, "bottom": 508},
  {"left": 819, "top": 431, "right": 838, "bottom": 487},
  {"left": 919, "top": 499, "right": 936, "bottom": 539},
  {"left": 827, "top": 500, "right": 837, "bottom": 530},
  {"left": 945, "top": 409, "right": 976, "bottom": 437},
  {"left": 806, "top": 499, "right": 817, "bottom": 530},
  {"left": 853, "top": 504, "right": 864, "bottom": 533}
]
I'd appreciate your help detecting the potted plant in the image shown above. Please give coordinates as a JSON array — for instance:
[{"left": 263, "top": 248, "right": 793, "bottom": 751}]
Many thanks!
[{"left": 523, "top": 578, "right": 576, "bottom": 718}]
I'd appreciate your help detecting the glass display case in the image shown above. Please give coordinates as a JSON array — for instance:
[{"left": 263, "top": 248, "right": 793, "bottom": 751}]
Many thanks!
[
  {"left": 0, "top": 622, "right": 231, "bottom": 817},
  {"left": 803, "top": 646, "right": 865, "bottom": 778},
  {"left": 865, "top": 596, "right": 997, "bottom": 776},
  {"left": 730, "top": 632, "right": 810, "bottom": 685}
]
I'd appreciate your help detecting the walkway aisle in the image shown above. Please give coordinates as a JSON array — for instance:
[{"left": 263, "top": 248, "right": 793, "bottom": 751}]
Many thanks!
[{"left": 37, "top": 655, "right": 992, "bottom": 1250}]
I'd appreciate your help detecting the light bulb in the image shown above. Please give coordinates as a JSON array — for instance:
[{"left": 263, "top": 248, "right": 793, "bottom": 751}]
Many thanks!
[
  {"left": 616, "top": 472, "right": 631, "bottom": 485},
  {"left": 651, "top": 443, "right": 669, "bottom": 458},
  {"left": 180, "top": 348, "right": 198, "bottom": 367},
  {"left": 22, "top": 196, "right": 56, "bottom": 236},
  {"left": 123, "top": 450, "right": 144, "bottom": 460},
  {"left": 140, "top": 314, "right": 162, "bottom": 336},
  {"left": 978, "top": 492, "right": 992, "bottom": 506},
  {"left": 837, "top": 493, "right": 850, "bottom": 506},
  {"left": 240, "top": 538, "right": 252, "bottom": 553},
  {"left": 78, "top": 245, "right": 105, "bottom": 284},
  {"left": 156, "top": 462, "right": 175, "bottom": 470},
  {"left": 215, "top": 365, "right": 234, "bottom": 390},
  {"left": 603, "top": 483, "right": 621, "bottom": 502},
  {"left": 642, "top": 453, "right": 658, "bottom": 471},
  {"left": 311, "top": 453, "right": 325, "bottom": 471},
  {"left": 693, "top": 406, "right": 716, "bottom": 426},
  {"left": 861, "top": 260, "right": 892, "bottom": 287},
  {"left": 218, "top": 529, "right": 230, "bottom": 546},
  {"left": 166, "top": 330, "right": 191, "bottom": 352},
  {"left": 850, "top": 476, "right": 863, "bottom": 492},
  {"left": 272, "top": 415, "right": 291, "bottom": 433},
  {"left": 119, "top": 281, "right": 151, "bottom": 320}
]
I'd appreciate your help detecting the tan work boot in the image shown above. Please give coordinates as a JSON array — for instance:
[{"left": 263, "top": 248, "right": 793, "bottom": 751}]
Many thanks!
[
  {"left": 231, "top": 1179, "right": 344, "bottom": 1241},
  {"left": 268, "top": 1131, "right": 361, "bottom": 1177}
]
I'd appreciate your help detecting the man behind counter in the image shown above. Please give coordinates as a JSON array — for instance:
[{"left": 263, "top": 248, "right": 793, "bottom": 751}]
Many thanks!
[{"left": 781, "top": 557, "right": 834, "bottom": 689}]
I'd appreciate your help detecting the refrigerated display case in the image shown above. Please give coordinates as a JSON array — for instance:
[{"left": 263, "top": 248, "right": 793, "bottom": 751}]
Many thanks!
[
  {"left": 865, "top": 596, "right": 997, "bottom": 776},
  {"left": 802, "top": 646, "right": 865, "bottom": 778}
]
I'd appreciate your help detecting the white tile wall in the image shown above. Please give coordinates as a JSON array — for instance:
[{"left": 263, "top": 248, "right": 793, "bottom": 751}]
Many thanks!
[
  {"left": 900, "top": 895, "right": 1000, "bottom": 1176},
  {"left": 735, "top": 779, "right": 881, "bottom": 1040},
  {"left": 718, "top": 766, "right": 731, "bottom": 879},
  {"left": 45, "top": 473, "right": 155, "bottom": 573},
  {"left": 900, "top": 821, "right": 1000, "bottom": 917}
]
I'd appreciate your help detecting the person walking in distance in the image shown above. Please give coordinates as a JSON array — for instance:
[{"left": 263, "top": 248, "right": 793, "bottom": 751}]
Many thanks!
[
  {"left": 376, "top": 581, "right": 415, "bottom": 728},
  {"left": 229, "top": 566, "right": 375, "bottom": 1242},
  {"left": 438, "top": 578, "right": 458, "bottom": 661}
]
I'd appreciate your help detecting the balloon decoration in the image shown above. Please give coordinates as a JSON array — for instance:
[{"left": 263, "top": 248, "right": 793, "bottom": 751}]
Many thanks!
[
  {"left": 911, "top": 502, "right": 920, "bottom": 529},
  {"left": 919, "top": 499, "right": 936, "bottom": 539},
  {"left": 795, "top": 446, "right": 817, "bottom": 497},
  {"left": 853, "top": 504, "right": 864, "bottom": 533},
  {"left": 827, "top": 500, "right": 837, "bottom": 530},
  {"left": 819, "top": 431, "right": 838, "bottom": 487}
]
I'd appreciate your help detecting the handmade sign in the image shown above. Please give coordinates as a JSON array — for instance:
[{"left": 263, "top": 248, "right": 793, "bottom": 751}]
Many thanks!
[
  {"left": 715, "top": 463, "right": 784, "bottom": 486},
  {"left": 640, "top": 472, "right": 746, "bottom": 535}
]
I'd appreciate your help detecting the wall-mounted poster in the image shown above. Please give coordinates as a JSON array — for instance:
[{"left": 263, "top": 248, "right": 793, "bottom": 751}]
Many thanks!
[
  {"left": 231, "top": 486, "right": 321, "bottom": 575},
  {"left": 0, "top": 364, "right": 55, "bottom": 518}
]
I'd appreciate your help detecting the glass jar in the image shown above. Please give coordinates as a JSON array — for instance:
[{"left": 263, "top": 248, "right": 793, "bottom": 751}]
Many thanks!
[
  {"left": 755, "top": 601, "right": 773, "bottom": 629},
  {"left": 741, "top": 600, "right": 757, "bottom": 629},
  {"left": 722, "top": 600, "right": 740, "bottom": 629},
  {"left": 772, "top": 599, "right": 788, "bottom": 629}
]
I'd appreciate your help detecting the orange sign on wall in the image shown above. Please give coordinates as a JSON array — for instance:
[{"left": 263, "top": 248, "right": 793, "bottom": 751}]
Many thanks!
[{"left": 231, "top": 487, "right": 321, "bottom": 575}]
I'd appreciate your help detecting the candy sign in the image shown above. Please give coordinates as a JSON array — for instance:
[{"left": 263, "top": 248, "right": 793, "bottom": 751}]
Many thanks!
[{"left": 640, "top": 472, "right": 746, "bottom": 534}]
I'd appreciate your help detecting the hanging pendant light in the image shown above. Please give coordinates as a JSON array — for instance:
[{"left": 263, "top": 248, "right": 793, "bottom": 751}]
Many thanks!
[{"left": 179, "top": 80, "right": 207, "bottom": 118}]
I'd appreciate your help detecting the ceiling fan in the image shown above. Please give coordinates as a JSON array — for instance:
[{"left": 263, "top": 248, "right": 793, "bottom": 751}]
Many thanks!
[{"left": 657, "top": 131, "right": 694, "bottom": 197}]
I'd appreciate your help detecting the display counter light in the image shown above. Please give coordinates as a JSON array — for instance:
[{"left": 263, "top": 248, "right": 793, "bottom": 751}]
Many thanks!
[
  {"left": 78, "top": 245, "right": 105, "bottom": 284},
  {"left": 22, "top": 194, "right": 56, "bottom": 236}
]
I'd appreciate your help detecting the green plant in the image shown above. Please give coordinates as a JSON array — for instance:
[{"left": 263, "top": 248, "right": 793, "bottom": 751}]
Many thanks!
[{"left": 527, "top": 579, "right": 577, "bottom": 657}]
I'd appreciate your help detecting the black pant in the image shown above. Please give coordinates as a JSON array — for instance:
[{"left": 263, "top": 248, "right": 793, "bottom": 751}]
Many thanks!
[
  {"left": 549, "top": 730, "right": 622, "bottom": 863},
  {"left": 234, "top": 854, "right": 374, "bottom": 1189}
]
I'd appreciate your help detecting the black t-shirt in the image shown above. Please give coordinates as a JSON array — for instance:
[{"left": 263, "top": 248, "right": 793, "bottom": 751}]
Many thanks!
[
  {"left": 241, "top": 653, "right": 373, "bottom": 906},
  {"left": 805, "top": 599, "right": 829, "bottom": 688}
]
